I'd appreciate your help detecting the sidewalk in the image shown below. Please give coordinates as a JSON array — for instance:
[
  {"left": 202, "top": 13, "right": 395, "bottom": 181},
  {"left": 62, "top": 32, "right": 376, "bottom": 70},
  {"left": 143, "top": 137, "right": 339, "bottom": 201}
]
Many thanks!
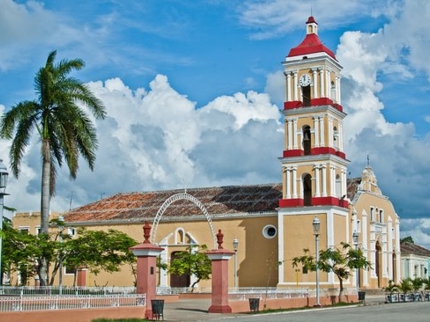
[{"left": 159, "top": 295, "right": 386, "bottom": 321}]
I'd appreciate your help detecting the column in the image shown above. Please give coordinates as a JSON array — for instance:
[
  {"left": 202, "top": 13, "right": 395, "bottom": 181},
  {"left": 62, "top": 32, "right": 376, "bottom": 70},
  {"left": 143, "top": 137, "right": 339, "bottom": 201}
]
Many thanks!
[
  {"left": 287, "top": 119, "right": 293, "bottom": 150},
  {"left": 319, "top": 69, "right": 324, "bottom": 98},
  {"left": 330, "top": 165, "right": 336, "bottom": 196},
  {"left": 314, "top": 165, "right": 320, "bottom": 197},
  {"left": 313, "top": 116, "right": 319, "bottom": 147},
  {"left": 293, "top": 72, "right": 298, "bottom": 101},
  {"left": 312, "top": 68, "right": 318, "bottom": 98},
  {"left": 387, "top": 219, "right": 393, "bottom": 279},
  {"left": 293, "top": 118, "right": 298, "bottom": 149},
  {"left": 336, "top": 76, "right": 341, "bottom": 104},
  {"left": 319, "top": 116, "right": 324, "bottom": 147},
  {"left": 338, "top": 122, "right": 344, "bottom": 152},
  {"left": 321, "top": 165, "right": 327, "bottom": 197},
  {"left": 395, "top": 220, "right": 401, "bottom": 283},
  {"left": 362, "top": 212, "right": 369, "bottom": 286},
  {"left": 130, "top": 222, "right": 164, "bottom": 320},
  {"left": 328, "top": 117, "right": 333, "bottom": 148},
  {"left": 326, "top": 70, "right": 331, "bottom": 97},
  {"left": 286, "top": 73, "right": 292, "bottom": 102},
  {"left": 207, "top": 230, "right": 234, "bottom": 314},
  {"left": 341, "top": 169, "right": 347, "bottom": 198},
  {"left": 286, "top": 167, "right": 291, "bottom": 199},
  {"left": 292, "top": 167, "right": 297, "bottom": 198}
]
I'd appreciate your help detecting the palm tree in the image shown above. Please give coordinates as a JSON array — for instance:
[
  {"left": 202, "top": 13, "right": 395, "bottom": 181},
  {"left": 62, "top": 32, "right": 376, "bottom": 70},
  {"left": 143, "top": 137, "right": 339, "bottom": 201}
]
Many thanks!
[{"left": 0, "top": 50, "right": 106, "bottom": 285}]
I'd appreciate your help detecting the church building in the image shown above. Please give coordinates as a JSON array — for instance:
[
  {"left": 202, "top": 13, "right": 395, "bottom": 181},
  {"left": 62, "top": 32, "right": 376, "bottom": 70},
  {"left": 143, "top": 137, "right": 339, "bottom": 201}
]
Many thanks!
[{"left": 12, "top": 16, "right": 401, "bottom": 291}]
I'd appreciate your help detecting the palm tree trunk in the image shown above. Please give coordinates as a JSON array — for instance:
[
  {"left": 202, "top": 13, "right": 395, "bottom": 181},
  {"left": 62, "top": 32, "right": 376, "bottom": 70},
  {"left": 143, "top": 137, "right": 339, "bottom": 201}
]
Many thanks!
[{"left": 39, "top": 140, "right": 51, "bottom": 286}]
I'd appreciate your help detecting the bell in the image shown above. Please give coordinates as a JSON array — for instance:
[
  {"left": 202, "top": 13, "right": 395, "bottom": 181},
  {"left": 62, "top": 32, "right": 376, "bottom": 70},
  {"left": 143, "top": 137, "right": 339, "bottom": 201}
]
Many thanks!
[{"left": 303, "top": 132, "right": 310, "bottom": 141}]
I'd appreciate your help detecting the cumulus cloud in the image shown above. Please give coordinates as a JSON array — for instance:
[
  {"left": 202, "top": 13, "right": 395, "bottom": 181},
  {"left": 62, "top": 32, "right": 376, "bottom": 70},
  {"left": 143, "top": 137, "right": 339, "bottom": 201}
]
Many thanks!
[{"left": 3, "top": 75, "right": 283, "bottom": 214}]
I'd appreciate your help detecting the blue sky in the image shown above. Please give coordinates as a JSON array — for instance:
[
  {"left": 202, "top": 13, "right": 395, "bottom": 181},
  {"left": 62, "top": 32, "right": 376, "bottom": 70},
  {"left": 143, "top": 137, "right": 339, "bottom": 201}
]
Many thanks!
[{"left": 1, "top": 1, "right": 430, "bottom": 245}]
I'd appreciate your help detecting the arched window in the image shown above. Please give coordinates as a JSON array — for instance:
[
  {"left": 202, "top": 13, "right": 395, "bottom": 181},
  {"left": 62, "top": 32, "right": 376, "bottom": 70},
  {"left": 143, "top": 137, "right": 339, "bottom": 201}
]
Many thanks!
[
  {"left": 302, "top": 125, "right": 311, "bottom": 155},
  {"left": 303, "top": 173, "right": 312, "bottom": 206}
]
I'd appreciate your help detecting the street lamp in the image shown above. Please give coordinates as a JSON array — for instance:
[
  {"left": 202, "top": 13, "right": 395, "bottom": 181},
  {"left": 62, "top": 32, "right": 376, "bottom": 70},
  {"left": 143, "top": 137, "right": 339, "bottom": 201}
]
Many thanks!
[
  {"left": 233, "top": 238, "right": 239, "bottom": 289},
  {"left": 352, "top": 231, "right": 359, "bottom": 292},
  {"left": 0, "top": 159, "right": 9, "bottom": 286},
  {"left": 58, "top": 215, "right": 65, "bottom": 295},
  {"left": 312, "top": 216, "right": 321, "bottom": 307}
]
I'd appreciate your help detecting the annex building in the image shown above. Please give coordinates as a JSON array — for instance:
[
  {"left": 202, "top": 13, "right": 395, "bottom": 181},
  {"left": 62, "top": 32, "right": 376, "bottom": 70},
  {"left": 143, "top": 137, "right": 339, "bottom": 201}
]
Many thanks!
[{"left": 13, "top": 17, "right": 402, "bottom": 291}]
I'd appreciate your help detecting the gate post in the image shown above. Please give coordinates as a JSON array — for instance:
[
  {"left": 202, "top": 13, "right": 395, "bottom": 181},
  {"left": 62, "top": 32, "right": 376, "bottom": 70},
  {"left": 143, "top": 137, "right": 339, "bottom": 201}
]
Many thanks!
[
  {"left": 206, "top": 229, "right": 234, "bottom": 313},
  {"left": 130, "top": 222, "right": 164, "bottom": 320}
]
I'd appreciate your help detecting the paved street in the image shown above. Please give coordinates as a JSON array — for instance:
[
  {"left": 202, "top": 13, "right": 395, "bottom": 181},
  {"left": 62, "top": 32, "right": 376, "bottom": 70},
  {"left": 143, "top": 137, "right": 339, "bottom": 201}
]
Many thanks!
[
  {"left": 212, "top": 302, "right": 430, "bottom": 322},
  {"left": 162, "top": 297, "right": 430, "bottom": 322}
]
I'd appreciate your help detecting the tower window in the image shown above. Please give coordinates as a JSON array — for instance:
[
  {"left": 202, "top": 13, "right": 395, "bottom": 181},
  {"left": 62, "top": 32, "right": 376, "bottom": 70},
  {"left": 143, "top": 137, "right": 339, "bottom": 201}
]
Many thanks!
[
  {"left": 303, "top": 173, "right": 312, "bottom": 206},
  {"left": 302, "top": 86, "right": 311, "bottom": 106},
  {"left": 302, "top": 126, "right": 311, "bottom": 155}
]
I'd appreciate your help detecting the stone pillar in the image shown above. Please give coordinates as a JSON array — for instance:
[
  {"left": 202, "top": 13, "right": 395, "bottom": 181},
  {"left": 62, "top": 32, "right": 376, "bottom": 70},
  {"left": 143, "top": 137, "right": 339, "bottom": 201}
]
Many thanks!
[
  {"left": 130, "top": 222, "right": 164, "bottom": 320},
  {"left": 207, "top": 229, "right": 234, "bottom": 314}
]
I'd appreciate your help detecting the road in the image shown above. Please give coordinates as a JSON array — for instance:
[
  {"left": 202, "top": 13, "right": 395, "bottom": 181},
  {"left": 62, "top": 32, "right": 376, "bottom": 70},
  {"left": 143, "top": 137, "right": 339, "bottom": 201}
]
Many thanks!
[{"left": 217, "top": 302, "right": 430, "bottom": 322}]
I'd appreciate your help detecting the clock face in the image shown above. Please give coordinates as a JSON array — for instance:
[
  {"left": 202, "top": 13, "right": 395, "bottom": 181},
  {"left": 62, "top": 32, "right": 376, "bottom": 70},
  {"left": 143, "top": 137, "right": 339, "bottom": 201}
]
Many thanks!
[{"left": 299, "top": 74, "right": 311, "bottom": 87}]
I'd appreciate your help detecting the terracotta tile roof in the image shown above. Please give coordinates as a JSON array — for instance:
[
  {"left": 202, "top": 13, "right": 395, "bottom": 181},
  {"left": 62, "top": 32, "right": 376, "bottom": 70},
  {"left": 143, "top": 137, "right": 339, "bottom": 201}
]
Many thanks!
[
  {"left": 400, "top": 242, "right": 430, "bottom": 257},
  {"left": 64, "top": 183, "right": 283, "bottom": 224}
]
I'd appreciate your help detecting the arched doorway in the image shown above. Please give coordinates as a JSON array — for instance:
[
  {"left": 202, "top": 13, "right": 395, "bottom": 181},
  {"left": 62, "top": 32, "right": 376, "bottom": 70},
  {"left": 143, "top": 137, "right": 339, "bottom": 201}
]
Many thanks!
[
  {"left": 375, "top": 241, "right": 382, "bottom": 288},
  {"left": 170, "top": 251, "right": 190, "bottom": 288}
]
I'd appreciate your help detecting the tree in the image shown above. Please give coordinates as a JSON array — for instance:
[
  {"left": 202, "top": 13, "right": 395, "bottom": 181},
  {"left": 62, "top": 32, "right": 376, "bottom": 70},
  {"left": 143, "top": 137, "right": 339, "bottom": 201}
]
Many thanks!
[
  {"left": 400, "top": 236, "right": 414, "bottom": 244},
  {"left": 0, "top": 50, "right": 106, "bottom": 285},
  {"left": 292, "top": 242, "right": 371, "bottom": 303},
  {"left": 167, "top": 245, "right": 211, "bottom": 290},
  {"left": 398, "top": 278, "right": 413, "bottom": 301},
  {"left": 63, "top": 228, "right": 137, "bottom": 286}
]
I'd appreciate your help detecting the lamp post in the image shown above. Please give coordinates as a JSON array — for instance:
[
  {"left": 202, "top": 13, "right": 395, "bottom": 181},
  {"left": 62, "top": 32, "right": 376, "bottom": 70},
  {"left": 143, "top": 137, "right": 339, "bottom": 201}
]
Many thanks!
[
  {"left": 233, "top": 238, "right": 239, "bottom": 289},
  {"left": 352, "top": 231, "right": 359, "bottom": 292},
  {"left": 312, "top": 216, "right": 321, "bottom": 307},
  {"left": 0, "top": 159, "right": 9, "bottom": 286},
  {"left": 58, "top": 215, "right": 65, "bottom": 295}
]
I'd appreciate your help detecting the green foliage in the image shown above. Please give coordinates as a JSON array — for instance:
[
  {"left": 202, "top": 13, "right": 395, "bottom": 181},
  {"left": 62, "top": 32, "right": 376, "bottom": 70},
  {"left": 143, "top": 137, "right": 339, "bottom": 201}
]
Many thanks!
[
  {"left": 0, "top": 50, "right": 106, "bottom": 286},
  {"left": 64, "top": 228, "right": 138, "bottom": 278},
  {"left": 383, "top": 280, "right": 399, "bottom": 294},
  {"left": 400, "top": 236, "right": 414, "bottom": 244},
  {"left": 411, "top": 277, "right": 424, "bottom": 292},
  {"left": 167, "top": 245, "right": 212, "bottom": 288},
  {"left": 292, "top": 242, "right": 371, "bottom": 302},
  {"left": 423, "top": 278, "right": 430, "bottom": 291},
  {"left": 2, "top": 223, "right": 137, "bottom": 286},
  {"left": 398, "top": 278, "right": 413, "bottom": 295}
]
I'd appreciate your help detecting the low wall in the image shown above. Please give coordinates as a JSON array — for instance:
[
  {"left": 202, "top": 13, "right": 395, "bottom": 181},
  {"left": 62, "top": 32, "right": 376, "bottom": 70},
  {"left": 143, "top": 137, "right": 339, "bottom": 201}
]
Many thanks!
[
  {"left": 229, "top": 294, "right": 358, "bottom": 313},
  {"left": 0, "top": 306, "right": 145, "bottom": 322}
]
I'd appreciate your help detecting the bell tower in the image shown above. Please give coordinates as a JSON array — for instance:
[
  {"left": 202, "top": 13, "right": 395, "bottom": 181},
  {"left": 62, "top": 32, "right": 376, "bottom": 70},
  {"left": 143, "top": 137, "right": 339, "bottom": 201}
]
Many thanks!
[
  {"left": 279, "top": 16, "right": 349, "bottom": 208},
  {"left": 277, "top": 17, "right": 351, "bottom": 287}
]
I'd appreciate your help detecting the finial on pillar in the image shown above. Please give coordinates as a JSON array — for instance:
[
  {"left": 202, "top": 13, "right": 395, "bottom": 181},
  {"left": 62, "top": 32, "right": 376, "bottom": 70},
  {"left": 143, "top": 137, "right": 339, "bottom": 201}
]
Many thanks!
[
  {"left": 216, "top": 229, "right": 224, "bottom": 249},
  {"left": 143, "top": 222, "right": 152, "bottom": 244}
]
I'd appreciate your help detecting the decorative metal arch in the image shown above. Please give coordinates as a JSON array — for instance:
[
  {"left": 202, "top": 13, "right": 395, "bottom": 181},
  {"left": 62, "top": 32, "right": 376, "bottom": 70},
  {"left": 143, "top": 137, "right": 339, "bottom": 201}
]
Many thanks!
[{"left": 150, "top": 192, "right": 217, "bottom": 249}]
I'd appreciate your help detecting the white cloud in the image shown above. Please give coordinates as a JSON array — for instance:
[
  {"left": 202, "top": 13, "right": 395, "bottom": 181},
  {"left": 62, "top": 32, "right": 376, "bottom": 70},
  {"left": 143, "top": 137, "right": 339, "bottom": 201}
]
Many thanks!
[{"left": 3, "top": 75, "right": 284, "bottom": 213}]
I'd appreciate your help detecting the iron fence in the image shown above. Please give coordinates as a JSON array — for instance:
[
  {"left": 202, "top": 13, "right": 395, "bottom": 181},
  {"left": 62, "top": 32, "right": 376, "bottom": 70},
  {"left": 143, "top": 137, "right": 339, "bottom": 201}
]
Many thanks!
[
  {"left": 0, "top": 293, "right": 146, "bottom": 312},
  {"left": 0, "top": 286, "right": 136, "bottom": 296}
]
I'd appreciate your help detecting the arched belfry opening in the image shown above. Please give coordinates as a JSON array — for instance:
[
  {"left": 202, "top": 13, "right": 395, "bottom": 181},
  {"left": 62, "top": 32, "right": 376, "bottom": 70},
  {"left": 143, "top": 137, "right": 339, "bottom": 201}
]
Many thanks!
[
  {"left": 302, "top": 85, "right": 311, "bottom": 106},
  {"left": 302, "top": 125, "right": 311, "bottom": 155},
  {"left": 303, "top": 173, "right": 312, "bottom": 206}
]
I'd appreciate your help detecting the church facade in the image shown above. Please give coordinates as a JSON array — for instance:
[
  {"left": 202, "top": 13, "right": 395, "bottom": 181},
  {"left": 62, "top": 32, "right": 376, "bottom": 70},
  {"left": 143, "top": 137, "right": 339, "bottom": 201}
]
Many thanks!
[{"left": 12, "top": 17, "right": 401, "bottom": 291}]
